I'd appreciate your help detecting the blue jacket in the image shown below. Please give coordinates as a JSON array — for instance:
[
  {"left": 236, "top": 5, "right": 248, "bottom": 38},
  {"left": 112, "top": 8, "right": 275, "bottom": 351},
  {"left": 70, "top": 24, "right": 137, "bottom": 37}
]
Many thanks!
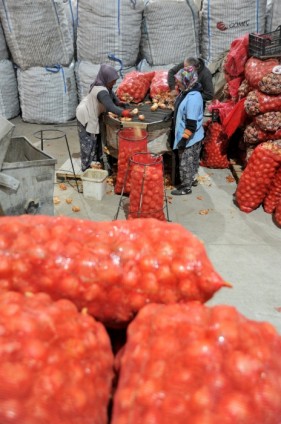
[{"left": 173, "top": 90, "right": 204, "bottom": 150}]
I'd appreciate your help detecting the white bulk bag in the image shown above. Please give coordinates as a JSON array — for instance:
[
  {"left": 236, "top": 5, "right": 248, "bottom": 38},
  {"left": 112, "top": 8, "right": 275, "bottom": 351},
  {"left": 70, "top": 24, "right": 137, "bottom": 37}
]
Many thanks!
[
  {"left": 17, "top": 62, "right": 78, "bottom": 124},
  {"left": 77, "top": 0, "right": 144, "bottom": 67},
  {"left": 0, "top": 0, "right": 73, "bottom": 69},
  {"left": 140, "top": 0, "right": 199, "bottom": 66},
  {"left": 201, "top": 0, "right": 267, "bottom": 65}
]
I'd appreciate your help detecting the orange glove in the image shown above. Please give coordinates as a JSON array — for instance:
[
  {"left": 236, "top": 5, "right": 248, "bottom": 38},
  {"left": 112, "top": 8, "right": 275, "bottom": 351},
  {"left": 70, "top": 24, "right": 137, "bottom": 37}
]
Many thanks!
[
  {"left": 182, "top": 129, "right": 193, "bottom": 139},
  {"left": 121, "top": 109, "right": 133, "bottom": 118}
]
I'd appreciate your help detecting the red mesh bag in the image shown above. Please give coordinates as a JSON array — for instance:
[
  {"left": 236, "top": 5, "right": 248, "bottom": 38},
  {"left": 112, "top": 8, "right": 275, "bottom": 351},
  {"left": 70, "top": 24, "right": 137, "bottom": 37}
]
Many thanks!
[
  {"left": 0, "top": 291, "right": 113, "bottom": 424},
  {"left": 244, "top": 122, "right": 281, "bottom": 144},
  {"left": 244, "top": 57, "right": 279, "bottom": 88},
  {"left": 274, "top": 197, "right": 281, "bottom": 226},
  {"left": 116, "top": 71, "right": 155, "bottom": 103},
  {"left": 208, "top": 100, "right": 236, "bottom": 126},
  {"left": 223, "top": 34, "right": 249, "bottom": 77},
  {"left": 254, "top": 111, "right": 281, "bottom": 132},
  {"left": 150, "top": 71, "right": 170, "bottom": 99},
  {"left": 245, "top": 90, "right": 281, "bottom": 116},
  {"left": 235, "top": 142, "right": 281, "bottom": 213},
  {"left": 222, "top": 98, "right": 248, "bottom": 138},
  {"left": 238, "top": 79, "right": 252, "bottom": 99},
  {"left": 200, "top": 121, "right": 229, "bottom": 168},
  {"left": 259, "top": 71, "right": 281, "bottom": 95},
  {"left": 128, "top": 152, "right": 165, "bottom": 221},
  {"left": 0, "top": 216, "right": 229, "bottom": 327},
  {"left": 114, "top": 128, "right": 148, "bottom": 195},
  {"left": 227, "top": 77, "right": 243, "bottom": 101},
  {"left": 112, "top": 303, "right": 281, "bottom": 424},
  {"left": 263, "top": 166, "right": 281, "bottom": 213}
]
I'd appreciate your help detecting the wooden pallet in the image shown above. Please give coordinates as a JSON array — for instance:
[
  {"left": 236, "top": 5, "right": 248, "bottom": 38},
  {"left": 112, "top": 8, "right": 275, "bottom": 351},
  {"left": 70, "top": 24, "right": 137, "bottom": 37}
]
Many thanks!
[{"left": 56, "top": 158, "right": 83, "bottom": 181}]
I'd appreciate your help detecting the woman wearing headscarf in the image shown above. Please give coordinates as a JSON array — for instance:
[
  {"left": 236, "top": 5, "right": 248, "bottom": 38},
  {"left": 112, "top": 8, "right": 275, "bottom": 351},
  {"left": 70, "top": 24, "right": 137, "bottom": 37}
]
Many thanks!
[
  {"left": 171, "top": 66, "right": 204, "bottom": 196},
  {"left": 76, "top": 63, "right": 132, "bottom": 172}
]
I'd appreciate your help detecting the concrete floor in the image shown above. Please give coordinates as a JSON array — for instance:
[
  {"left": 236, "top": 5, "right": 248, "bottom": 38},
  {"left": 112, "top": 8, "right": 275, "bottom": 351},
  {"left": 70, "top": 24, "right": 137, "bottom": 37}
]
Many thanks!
[{"left": 8, "top": 116, "right": 281, "bottom": 334}]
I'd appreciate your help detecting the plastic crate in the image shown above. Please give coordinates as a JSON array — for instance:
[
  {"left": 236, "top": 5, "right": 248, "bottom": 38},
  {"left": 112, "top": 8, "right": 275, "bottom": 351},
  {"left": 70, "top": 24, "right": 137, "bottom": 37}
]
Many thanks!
[
  {"left": 249, "top": 26, "right": 281, "bottom": 59},
  {"left": 81, "top": 169, "right": 108, "bottom": 201}
]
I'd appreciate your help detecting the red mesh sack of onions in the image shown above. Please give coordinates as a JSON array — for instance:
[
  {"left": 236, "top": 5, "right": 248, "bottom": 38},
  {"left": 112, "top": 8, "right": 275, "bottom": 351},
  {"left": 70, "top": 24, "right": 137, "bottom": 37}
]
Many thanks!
[
  {"left": 0, "top": 215, "right": 229, "bottom": 327},
  {"left": 244, "top": 57, "right": 279, "bottom": 88},
  {"left": 150, "top": 70, "right": 170, "bottom": 99},
  {"left": 0, "top": 291, "right": 113, "bottom": 424},
  {"left": 116, "top": 71, "right": 155, "bottom": 103},
  {"left": 254, "top": 111, "right": 281, "bottom": 132},
  {"left": 235, "top": 142, "right": 281, "bottom": 213},
  {"left": 244, "top": 122, "right": 281, "bottom": 144},
  {"left": 244, "top": 90, "right": 281, "bottom": 116},
  {"left": 263, "top": 166, "right": 281, "bottom": 213},
  {"left": 128, "top": 152, "right": 165, "bottom": 221},
  {"left": 111, "top": 302, "right": 281, "bottom": 424},
  {"left": 238, "top": 79, "right": 252, "bottom": 99},
  {"left": 208, "top": 100, "right": 235, "bottom": 126},
  {"left": 258, "top": 65, "right": 281, "bottom": 95},
  {"left": 200, "top": 121, "right": 229, "bottom": 168},
  {"left": 274, "top": 197, "right": 281, "bottom": 227},
  {"left": 223, "top": 34, "right": 249, "bottom": 77},
  {"left": 114, "top": 128, "right": 148, "bottom": 195}
]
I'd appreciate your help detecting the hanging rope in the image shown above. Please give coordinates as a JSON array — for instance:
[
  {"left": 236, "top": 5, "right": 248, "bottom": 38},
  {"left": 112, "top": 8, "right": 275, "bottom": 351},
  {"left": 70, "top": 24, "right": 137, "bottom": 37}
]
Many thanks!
[
  {"left": 107, "top": 53, "right": 124, "bottom": 79},
  {"left": 45, "top": 65, "right": 67, "bottom": 94}
]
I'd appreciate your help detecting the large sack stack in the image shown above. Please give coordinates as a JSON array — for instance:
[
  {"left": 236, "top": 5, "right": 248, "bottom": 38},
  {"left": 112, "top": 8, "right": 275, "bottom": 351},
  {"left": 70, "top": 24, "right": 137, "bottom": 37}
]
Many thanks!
[
  {"left": 0, "top": 0, "right": 77, "bottom": 124},
  {"left": 200, "top": 0, "right": 267, "bottom": 66},
  {"left": 140, "top": 0, "right": 199, "bottom": 66}
]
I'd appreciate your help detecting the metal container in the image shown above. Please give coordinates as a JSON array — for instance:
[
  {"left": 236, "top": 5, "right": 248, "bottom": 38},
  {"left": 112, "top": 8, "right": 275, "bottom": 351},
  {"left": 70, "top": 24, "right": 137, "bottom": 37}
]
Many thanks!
[{"left": 0, "top": 117, "right": 57, "bottom": 216}]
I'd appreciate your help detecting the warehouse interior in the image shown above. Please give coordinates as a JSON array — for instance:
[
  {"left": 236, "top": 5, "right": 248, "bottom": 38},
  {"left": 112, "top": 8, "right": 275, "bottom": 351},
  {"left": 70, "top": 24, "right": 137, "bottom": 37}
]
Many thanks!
[{"left": 1, "top": 0, "right": 281, "bottom": 422}]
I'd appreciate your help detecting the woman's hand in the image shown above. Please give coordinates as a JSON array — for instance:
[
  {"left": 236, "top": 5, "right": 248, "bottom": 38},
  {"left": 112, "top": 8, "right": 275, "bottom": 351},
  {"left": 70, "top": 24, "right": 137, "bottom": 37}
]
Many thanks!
[{"left": 121, "top": 109, "right": 133, "bottom": 118}]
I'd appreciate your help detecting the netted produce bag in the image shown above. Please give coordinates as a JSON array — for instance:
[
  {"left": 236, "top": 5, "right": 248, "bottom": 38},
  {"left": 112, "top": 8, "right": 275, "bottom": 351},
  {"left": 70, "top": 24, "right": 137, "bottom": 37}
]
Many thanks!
[
  {"left": 149, "top": 70, "right": 170, "bottom": 100},
  {"left": 254, "top": 111, "right": 281, "bottom": 132},
  {"left": 116, "top": 71, "right": 155, "bottom": 103},
  {"left": 244, "top": 90, "right": 281, "bottom": 116},
  {"left": 244, "top": 122, "right": 281, "bottom": 144},
  {"left": 208, "top": 100, "right": 235, "bottom": 126},
  {"left": 235, "top": 142, "right": 281, "bottom": 213},
  {"left": 238, "top": 78, "right": 252, "bottom": 99},
  {"left": 223, "top": 77, "right": 243, "bottom": 102},
  {"left": 114, "top": 128, "right": 148, "bottom": 195},
  {"left": 112, "top": 302, "right": 281, "bottom": 424},
  {"left": 223, "top": 34, "right": 249, "bottom": 77},
  {"left": 258, "top": 66, "right": 281, "bottom": 95},
  {"left": 201, "top": 121, "right": 229, "bottom": 168},
  {"left": 244, "top": 144, "right": 256, "bottom": 166},
  {"left": 244, "top": 57, "right": 279, "bottom": 88},
  {"left": 0, "top": 216, "right": 229, "bottom": 327},
  {"left": 128, "top": 152, "right": 165, "bottom": 221},
  {"left": 263, "top": 166, "right": 281, "bottom": 213},
  {"left": 0, "top": 291, "right": 113, "bottom": 424}
]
